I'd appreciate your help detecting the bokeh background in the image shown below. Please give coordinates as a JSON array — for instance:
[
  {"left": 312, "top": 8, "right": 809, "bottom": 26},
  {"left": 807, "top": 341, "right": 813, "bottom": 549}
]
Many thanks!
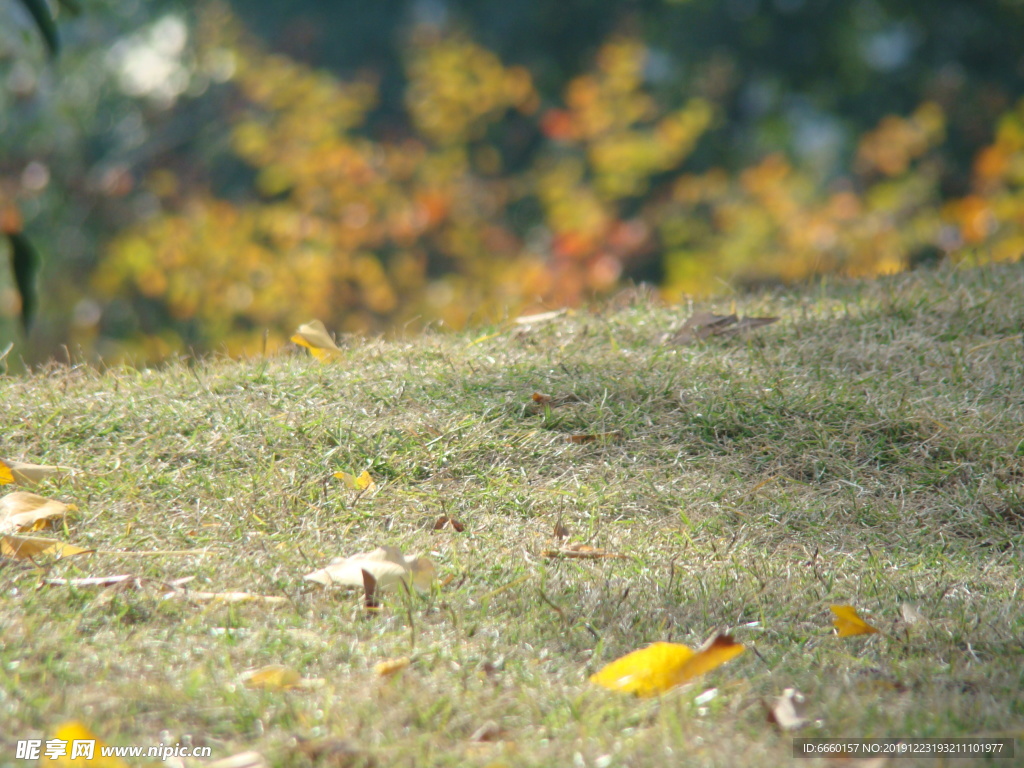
[{"left": 1, "top": 0, "right": 1023, "bottom": 363}]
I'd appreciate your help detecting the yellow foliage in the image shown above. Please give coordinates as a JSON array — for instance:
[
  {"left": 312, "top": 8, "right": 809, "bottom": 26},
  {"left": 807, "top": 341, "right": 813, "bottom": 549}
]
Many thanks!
[{"left": 91, "top": 8, "right": 1024, "bottom": 361}]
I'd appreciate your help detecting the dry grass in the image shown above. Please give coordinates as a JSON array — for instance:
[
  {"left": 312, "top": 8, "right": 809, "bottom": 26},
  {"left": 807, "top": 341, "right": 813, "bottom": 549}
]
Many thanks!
[{"left": 2, "top": 262, "right": 1023, "bottom": 767}]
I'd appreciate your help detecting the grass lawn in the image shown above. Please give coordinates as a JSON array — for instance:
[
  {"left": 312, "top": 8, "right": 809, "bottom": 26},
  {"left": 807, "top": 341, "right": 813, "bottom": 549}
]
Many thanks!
[{"left": 2, "top": 261, "right": 1023, "bottom": 767}]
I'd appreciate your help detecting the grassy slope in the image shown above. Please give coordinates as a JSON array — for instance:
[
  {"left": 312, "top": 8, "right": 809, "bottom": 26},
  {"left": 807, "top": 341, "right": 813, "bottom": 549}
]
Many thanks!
[{"left": 1, "top": 262, "right": 1023, "bottom": 767}]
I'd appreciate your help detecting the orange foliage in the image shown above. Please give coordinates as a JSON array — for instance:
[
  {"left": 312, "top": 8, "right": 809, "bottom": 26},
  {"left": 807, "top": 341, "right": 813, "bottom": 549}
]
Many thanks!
[{"left": 91, "top": 6, "right": 1024, "bottom": 360}]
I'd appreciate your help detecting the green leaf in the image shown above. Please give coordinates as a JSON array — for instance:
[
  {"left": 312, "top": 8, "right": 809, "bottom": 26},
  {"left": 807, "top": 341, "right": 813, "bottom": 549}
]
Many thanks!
[
  {"left": 18, "top": 0, "right": 60, "bottom": 57},
  {"left": 7, "top": 232, "right": 42, "bottom": 332}
]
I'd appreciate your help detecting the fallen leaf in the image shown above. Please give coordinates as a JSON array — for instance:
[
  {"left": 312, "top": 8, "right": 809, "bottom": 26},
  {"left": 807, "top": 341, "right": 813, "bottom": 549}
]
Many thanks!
[
  {"left": 50, "top": 722, "right": 128, "bottom": 767},
  {"left": 374, "top": 656, "right": 411, "bottom": 677},
  {"left": 432, "top": 515, "right": 465, "bottom": 532},
  {"left": 469, "top": 721, "right": 506, "bottom": 742},
  {"left": 831, "top": 604, "right": 880, "bottom": 637},
  {"left": 590, "top": 632, "right": 745, "bottom": 696},
  {"left": 542, "top": 543, "right": 627, "bottom": 559},
  {"left": 361, "top": 568, "right": 379, "bottom": 608},
  {"left": 242, "top": 665, "right": 302, "bottom": 689},
  {"left": 766, "top": 688, "right": 809, "bottom": 731},
  {"left": 670, "top": 311, "right": 778, "bottom": 345},
  {"left": 304, "top": 546, "right": 436, "bottom": 592},
  {"left": 45, "top": 575, "right": 137, "bottom": 587},
  {"left": 900, "top": 602, "right": 926, "bottom": 625},
  {"left": 0, "top": 491, "right": 75, "bottom": 533},
  {"left": 514, "top": 308, "right": 567, "bottom": 325},
  {"left": 1, "top": 533, "right": 91, "bottom": 560},
  {"left": 172, "top": 590, "right": 288, "bottom": 605},
  {"left": 207, "top": 752, "right": 269, "bottom": 768},
  {"left": 334, "top": 469, "right": 377, "bottom": 493},
  {"left": 241, "top": 664, "right": 321, "bottom": 690},
  {"left": 552, "top": 518, "right": 570, "bottom": 539},
  {"left": 567, "top": 431, "right": 623, "bottom": 444},
  {"left": 291, "top": 319, "right": 341, "bottom": 360},
  {"left": 0, "top": 458, "right": 76, "bottom": 486}
]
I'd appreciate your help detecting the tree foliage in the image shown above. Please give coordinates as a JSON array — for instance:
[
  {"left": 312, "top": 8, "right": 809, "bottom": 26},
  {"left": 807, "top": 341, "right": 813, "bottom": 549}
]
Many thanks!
[{"left": 1, "top": 0, "right": 1023, "bottom": 360}]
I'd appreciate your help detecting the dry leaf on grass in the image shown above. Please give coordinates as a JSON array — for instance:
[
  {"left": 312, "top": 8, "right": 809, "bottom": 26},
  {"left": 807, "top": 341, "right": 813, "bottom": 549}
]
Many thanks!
[
  {"left": 304, "top": 546, "right": 436, "bottom": 593},
  {"left": 334, "top": 470, "right": 377, "bottom": 493},
  {"left": 45, "top": 574, "right": 140, "bottom": 588},
  {"left": 0, "top": 458, "right": 76, "bottom": 487},
  {"left": 1, "top": 533, "right": 91, "bottom": 560},
  {"left": 432, "top": 515, "right": 465, "bottom": 531},
  {"left": 766, "top": 688, "right": 810, "bottom": 731},
  {"left": 374, "top": 656, "right": 411, "bottom": 677},
  {"left": 469, "top": 721, "right": 506, "bottom": 743},
  {"left": 514, "top": 308, "right": 567, "bottom": 325},
  {"left": 567, "top": 431, "right": 623, "bottom": 444},
  {"left": 590, "top": 632, "right": 745, "bottom": 696},
  {"left": 553, "top": 518, "right": 571, "bottom": 539},
  {"left": 50, "top": 721, "right": 128, "bottom": 768},
  {"left": 241, "top": 664, "right": 322, "bottom": 690},
  {"left": 291, "top": 320, "right": 341, "bottom": 360},
  {"left": 669, "top": 311, "right": 778, "bottom": 345},
  {"left": 831, "top": 604, "right": 880, "bottom": 637},
  {"left": 173, "top": 590, "right": 287, "bottom": 605},
  {"left": 900, "top": 602, "right": 927, "bottom": 625},
  {"left": 527, "top": 391, "right": 583, "bottom": 414},
  {"left": 0, "top": 491, "right": 75, "bottom": 533},
  {"left": 542, "top": 543, "right": 627, "bottom": 559}
]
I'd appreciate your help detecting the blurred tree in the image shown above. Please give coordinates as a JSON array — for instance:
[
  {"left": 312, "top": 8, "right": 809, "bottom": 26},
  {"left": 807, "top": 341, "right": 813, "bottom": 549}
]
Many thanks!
[{"left": 1, "top": 0, "right": 1022, "bottom": 361}]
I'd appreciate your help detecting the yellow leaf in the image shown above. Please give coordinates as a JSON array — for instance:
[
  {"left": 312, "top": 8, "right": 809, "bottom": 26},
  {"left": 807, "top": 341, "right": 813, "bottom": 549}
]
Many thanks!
[
  {"left": 590, "top": 632, "right": 745, "bottom": 696},
  {"left": 0, "top": 491, "right": 74, "bottom": 534},
  {"left": 50, "top": 721, "right": 128, "bottom": 767},
  {"left": 831, "top": 604, "right": 880, "bottom": 637},
  {"left": 0, "top": 459, "right": 76, "bottom": 486},
  {"left": 1, "top": 534, "right": 91, "bottom": 560},
  {"left": 374, "top": 656, "right": 411, "bottom": 677},
  {"left": 242, "top": 665, "right": 302, "bottom": 690},
  {"left": 333, "top": 469, "right": 377, "bottom": 492},
  {"left": 291, "top": 319, "right": 341, "bottom": 360}
]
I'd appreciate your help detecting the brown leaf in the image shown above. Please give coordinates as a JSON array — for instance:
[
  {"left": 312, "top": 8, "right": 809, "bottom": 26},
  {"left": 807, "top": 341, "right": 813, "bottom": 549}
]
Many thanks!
[
  {"left": 469, "top": 721, "right": 506, "bottom": 743},
  {"left": 670, "top": 311, "right": 778, "bottom": 345},
  {"left": 541, "top": 544, "right": 627, "bottom": 559},
  {"left": 528, "top": 392, "right": 583, "bottom": 414},
  {"left": 362, "top": 568, "right": 379, "bottom": 608},
  {"left": 553, "top": 518, "right": 570, "bottom": 539},
  {"left": 766, "top": 688, "right": 809, "bottom": 731},
  {"left": 432, "top": 515, "right": 465, "bottom": 532},
  {"left": 567, "top": 431, "right": 623, "bottom": 444}
]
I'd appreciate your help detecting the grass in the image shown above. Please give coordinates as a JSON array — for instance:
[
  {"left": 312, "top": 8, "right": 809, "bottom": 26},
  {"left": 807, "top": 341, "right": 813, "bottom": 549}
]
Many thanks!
[{"left": 2, "top": 261, "right": 1023, "bottom": 767}]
